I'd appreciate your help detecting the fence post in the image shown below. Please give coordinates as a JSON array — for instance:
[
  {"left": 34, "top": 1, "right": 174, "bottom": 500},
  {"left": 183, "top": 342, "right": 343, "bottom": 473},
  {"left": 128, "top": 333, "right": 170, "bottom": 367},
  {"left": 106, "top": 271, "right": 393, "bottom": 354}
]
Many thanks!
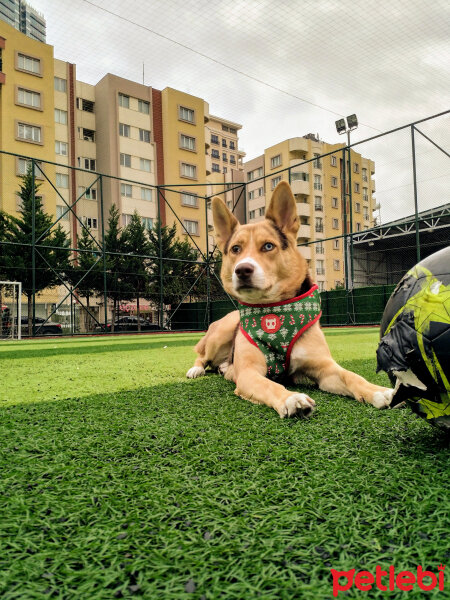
[
  {"left": 411, "top": 125, "right": 421, "bottom": 263},
  {"left": 31, "top": 158, "right": 36, "bottom": 337},
  {"left": 205, "top": 195, "right": 211, "bottom": 328},
  {"left": 99, "top": 175, "right": 108, "bottom": 331},
  {"left": 157, "top": 186, "right": 164, "bottom": 329}
]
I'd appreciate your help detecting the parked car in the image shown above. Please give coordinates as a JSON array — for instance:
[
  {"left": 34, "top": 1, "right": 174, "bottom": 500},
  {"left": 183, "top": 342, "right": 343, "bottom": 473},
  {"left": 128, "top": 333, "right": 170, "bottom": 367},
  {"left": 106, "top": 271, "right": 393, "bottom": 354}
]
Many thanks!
[
  {"left": 94, "top": 316, "right": 163, "bottom": 333},
  {"left": 19, "top": 316, "right": 63, "bottom": 336}
]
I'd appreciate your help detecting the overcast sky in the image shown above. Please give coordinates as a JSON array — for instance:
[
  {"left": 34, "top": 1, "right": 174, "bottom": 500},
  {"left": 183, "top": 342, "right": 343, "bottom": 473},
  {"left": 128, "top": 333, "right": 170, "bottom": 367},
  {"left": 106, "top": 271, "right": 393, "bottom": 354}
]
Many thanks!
[{"left": 27, "top": 0, "right": 450, "bottom": 222}]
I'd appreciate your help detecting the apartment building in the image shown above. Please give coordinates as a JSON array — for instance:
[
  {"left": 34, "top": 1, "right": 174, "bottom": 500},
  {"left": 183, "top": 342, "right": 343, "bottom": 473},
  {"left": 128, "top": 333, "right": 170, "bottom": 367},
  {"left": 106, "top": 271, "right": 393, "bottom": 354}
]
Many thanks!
[
  {"left": 0, "top": 0, "right": 46, "bottom": 42},
  {"left": 244, "top": 135, "right": 376, "bottom": 291}
]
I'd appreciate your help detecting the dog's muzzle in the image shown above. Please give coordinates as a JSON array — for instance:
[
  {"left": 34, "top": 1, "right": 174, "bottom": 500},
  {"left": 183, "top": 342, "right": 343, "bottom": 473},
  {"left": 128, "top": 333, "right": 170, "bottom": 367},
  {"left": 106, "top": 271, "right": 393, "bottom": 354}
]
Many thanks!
[{"left": 234, "top": 262, "right": 255, "bottom": 287}]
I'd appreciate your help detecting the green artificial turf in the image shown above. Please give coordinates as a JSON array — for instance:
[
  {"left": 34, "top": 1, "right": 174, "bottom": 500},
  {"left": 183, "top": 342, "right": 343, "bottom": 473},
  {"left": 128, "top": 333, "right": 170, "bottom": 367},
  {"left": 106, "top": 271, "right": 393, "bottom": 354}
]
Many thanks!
[{"left": 0, "top": 330, "right": 449, "bottom": 599}]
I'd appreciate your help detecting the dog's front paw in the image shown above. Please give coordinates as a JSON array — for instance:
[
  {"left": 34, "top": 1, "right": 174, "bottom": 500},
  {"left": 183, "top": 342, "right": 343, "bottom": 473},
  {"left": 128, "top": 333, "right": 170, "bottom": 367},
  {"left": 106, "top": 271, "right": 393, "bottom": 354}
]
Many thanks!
[
  {"left": 280, "top": 393, "right": 315, "bottom": 419},
  {"left": 186, "top": 366, "right": 205, "bottom": 379},
  {"left": 371, "top": 388, "right": 394, "bottom": 409}
]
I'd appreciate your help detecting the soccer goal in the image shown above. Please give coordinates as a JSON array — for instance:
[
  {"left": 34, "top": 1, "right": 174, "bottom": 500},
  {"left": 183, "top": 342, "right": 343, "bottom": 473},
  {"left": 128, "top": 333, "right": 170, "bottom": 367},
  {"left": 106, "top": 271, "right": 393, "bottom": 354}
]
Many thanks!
[{"left": 0, "top": 281, "right": 22, "bottom": 340}]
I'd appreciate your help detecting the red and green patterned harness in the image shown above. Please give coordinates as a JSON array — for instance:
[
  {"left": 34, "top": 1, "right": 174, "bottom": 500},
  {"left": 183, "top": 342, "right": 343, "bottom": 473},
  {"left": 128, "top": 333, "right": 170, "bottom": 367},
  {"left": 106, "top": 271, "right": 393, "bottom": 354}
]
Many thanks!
[{"left": 239, "top": 284, "right": 322, "bottom": 381}]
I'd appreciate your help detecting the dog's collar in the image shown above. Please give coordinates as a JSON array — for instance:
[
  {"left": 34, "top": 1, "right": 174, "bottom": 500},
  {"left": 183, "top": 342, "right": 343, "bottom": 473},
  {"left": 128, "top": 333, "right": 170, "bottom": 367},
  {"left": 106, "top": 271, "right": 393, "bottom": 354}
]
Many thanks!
[{"left": 238, "top": 284, "right": 319, "bottom": 309}]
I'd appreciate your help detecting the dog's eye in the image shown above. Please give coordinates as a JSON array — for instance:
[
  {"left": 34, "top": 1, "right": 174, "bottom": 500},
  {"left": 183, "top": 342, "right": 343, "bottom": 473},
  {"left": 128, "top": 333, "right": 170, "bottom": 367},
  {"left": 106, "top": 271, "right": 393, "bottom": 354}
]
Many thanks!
[
  {"left": 262, "top": 242, "right": 274, "bottom": 252},
  {"left": 230, "top": 245, "right": 241, "bottom": 254}
]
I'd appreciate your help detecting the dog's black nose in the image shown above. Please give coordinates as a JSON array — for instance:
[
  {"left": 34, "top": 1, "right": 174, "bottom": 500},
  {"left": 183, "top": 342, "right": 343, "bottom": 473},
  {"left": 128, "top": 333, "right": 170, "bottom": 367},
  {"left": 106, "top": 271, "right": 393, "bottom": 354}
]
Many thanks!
[{"left": 235, "top": 262, "right": 254, "bottom": 279}]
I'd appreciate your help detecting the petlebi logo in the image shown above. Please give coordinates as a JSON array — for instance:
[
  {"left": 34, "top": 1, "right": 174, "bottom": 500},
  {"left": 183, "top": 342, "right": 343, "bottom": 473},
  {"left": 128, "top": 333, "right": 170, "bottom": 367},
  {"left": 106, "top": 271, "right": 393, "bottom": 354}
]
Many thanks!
[{"left": 331, "top": 564, "right": 445, "bottom": 596}]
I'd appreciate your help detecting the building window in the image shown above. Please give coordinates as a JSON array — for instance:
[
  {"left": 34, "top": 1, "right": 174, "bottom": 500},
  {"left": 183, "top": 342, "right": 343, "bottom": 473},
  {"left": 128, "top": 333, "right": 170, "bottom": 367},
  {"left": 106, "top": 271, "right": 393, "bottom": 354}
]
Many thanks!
[
  {"left": 140, "top": 158, "right": 151, "bottom": 172},
  {"left": 81, "top": 128, "right": 95, "bottom": 142},
  {"left": 355, "top": 202, "right": 361, "bottom": 213},
  {"left": 211, "top": 134, "right": 219, "bottom": 144},
  {"left": 271, "top": 176, "right": 281, "bottom": 189},
  {"left": 222, "top": 153, "right": 228, "bottom": 162},
  {"left": 183, "top": 219, "right": 199, "bottom": 235},
  {"left": 249, "top": 209, "right": 256, "bottom": 220},
  {"left": 121, "top": 183, "right": 132, "bottom": 197},
  {"left": 332, "top": 218, "right": 339, "bottom": 229},
  {"left": 78, "top": 186, "right": 97, "bottom": 200},
  {"left": 76, "top": 98, "right": 94, "bottom": 113},
  {"left": 211, "top": 149, "right": 220, "bottom": 159},
  {"left": 230, "top": 141, "right": 235, "bottom": 150},
  {"left": 334, "top": 259, "right": 340, "bottom": 270},
  {"left": 181, "top": 192, "right": 198, "bottom": 207},
  {"left": 363, "top": 207, "right": 369, "bottom": 220},
  {"left": 212, "top": 163, "right": 220, "bottom": 173},
  {"left": 248, "top": 190, "right": 255, "bottom": 200},
  {"left": 333, "top": 239, "right": 340, "bottom": 250},
  {"left": 180, "top": 134, "right": 196, "bottom": 151},
  {"left": 78, "top": 157, "right": 96, "bottom": 171},
  {"left": 331, "top": 176, "right": 338, "bottom": 187},
  {"left": 54, "top": 77, "right": 67, "bottom": 92},
  {"left": 316, "top": 242, "right": 324, "bottom": 254},
  {"left": 83, "top": 216, "right": 98, "bottom": 229},
  {"left": 248, "top": 167, "right": 263, "bottom": 181},
  {"left": 291, "top": 171, "right": 309, "bottom": 182},
  {"left": 271, "top": 154, "right": 281, "bottom": 168},
  {"left": 315, "top": 217, "right": 323, "bottom": 233},
  {"left": 56, "top": 205, "right": 70, "bottom": 221},
  {"left": 179, "top": 106, "right": 195, "bottom": 123},
  {"left": 118, "top": 93, "right": 129, "bottom": 108},
  {"left": 56, "top": 173, "right": 69, "bottom": 188},
  {"left": 138, "top": 99, "right": 150, "bottom": 114},
  {"left": 141, "top": 187, "right": 153, "bottom": 202},
  {"left": 259, "top": 207, "right": 265, "bottom": 217},
  {"left": 223, "top": 167, "right": 227, "bottom": 174},
  {"left": 55, "top": 140, "right": 68, "bottom": 156},
  {"left": 314, "top": 175, "right": 322, "bottom": 190},
  {"left": 140, "top": 129, "right": 151, "bottom": 143},
  {"left": 354, "top": 162, "right": 360, "bottom": 173},
  {"left": 181, "top": 162, "right": 197, "bottom": 179},
  {"left": 317, "top": 281, "right": 325, "bottom": 292},
  {"left": 123, "top": 214, "right": 133, "bottom": 226},
  {"left": 331, "top": 155, "right": 337, "bottom": 167},
  {"left": 257, "top": 187, "right": 264, "bottom": 196},
  {"left": 222, "top": 139, "right": 227, "bottom": 148},
  {"left": 142, "top": 217, "right": 153, "bottom": 230},
  {"left": 332, "top": 197, "right": 339, "bottom": 208},
  {"left": 354, "top": 182, "right": 360, "bottom": 193},
  {"left": 119, "top": 123, "right": 130, "bottom": 137},
  {"left": 362, "top": 167, "right": 368, "bottom": 182},
  {"left": 17, "top": 158, "right": 43, "bottom": 177},
  {"left": 17, "top": 53, "right": 41, "bottom": 75},
  {"left": 356, "top": 222, "right": 362, "bottom": 232},
  {"left": 313, "top": 153, "right": 322, "bottom": 169},
  {"left": 316, "top": 260, "right": 325, "bottom": 275},
  {"left": 18, "top": 88, "right": 41, "bottom": 109},
  {"left": 55, "top": 108, "right": 68, "bottom": 124},
  {"left": 314, "top": 196, "right": 323, "bottom": 211},
  {"left": 17, "top": 122, "right": 41, "bottom": 143},
  {"left": 230, "top": 155, "right": 236, "bottom": 164},
  {"left": 363, "top": 187, "right": 369, "bottom": 202},
  {"left": 120, "top": 153, "right": 131, "bottom": 168}
]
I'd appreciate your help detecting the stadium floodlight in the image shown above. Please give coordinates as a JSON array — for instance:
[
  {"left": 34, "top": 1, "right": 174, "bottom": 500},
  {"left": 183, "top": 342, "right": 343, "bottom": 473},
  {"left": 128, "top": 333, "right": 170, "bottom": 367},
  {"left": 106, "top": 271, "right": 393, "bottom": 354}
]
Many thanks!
[
  {"left": 335, "top": 118, "right": 347, "bottom": 134},
  {"left": 346, "top": 114, "right": 358, "bottom": 130}
]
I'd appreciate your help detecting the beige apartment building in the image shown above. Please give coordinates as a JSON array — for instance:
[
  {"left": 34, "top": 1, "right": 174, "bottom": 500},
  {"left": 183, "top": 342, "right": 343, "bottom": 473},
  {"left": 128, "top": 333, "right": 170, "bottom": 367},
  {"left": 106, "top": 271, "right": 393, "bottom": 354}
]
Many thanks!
[{"left": 244, "top": 134, "right": 376, "bottom": 291}]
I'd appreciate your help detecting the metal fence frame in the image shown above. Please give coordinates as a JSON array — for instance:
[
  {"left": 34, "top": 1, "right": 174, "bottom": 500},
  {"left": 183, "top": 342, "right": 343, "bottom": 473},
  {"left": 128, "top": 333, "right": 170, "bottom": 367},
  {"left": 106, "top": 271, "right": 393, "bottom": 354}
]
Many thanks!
[{"left": 0, "top": 109, "right": 448, "bottom": 336}]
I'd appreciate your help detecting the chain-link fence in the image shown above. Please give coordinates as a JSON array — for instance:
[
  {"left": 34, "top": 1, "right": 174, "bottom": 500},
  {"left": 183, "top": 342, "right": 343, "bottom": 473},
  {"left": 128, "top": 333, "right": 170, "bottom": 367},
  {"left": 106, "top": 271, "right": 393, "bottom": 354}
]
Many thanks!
[{"left": 0, "top": 111, "right": 448, "bottom": 336}]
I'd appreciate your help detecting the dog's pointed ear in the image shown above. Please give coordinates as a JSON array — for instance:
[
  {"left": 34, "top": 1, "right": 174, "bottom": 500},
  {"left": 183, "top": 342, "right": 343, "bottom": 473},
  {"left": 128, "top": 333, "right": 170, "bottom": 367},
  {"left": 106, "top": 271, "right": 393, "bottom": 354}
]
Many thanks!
[
  {"left": 212, "top": 197, "right": 239, "bottom": 252},
  {"left": 266, "top": 181, "right": 299, "bottom": 237}
]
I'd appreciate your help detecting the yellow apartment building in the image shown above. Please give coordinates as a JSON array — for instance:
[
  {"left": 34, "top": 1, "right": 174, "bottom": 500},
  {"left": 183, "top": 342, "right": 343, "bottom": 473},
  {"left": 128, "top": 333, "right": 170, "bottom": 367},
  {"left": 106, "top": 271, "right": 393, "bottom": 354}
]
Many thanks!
[{"left": 245, "top": 134, "right": 376, "bottom": 291}]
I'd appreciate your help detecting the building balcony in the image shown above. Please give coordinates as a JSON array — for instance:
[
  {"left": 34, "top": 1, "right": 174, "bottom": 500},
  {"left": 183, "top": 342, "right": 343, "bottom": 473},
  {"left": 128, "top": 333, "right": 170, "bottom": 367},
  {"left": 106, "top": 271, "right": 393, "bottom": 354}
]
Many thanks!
[
  {"left": 298, "top": 245, "right": 311, "bottom": 260},
  {"left": 288, "top": 137, "right": 309, "bottom": 153},
  {"left": 313, "top": 160, "right": 322, "bottom": 169},
  {"left": 314, "top": 204, "right": 323, "bottom": 212},
  {"left": 316, "top": 268, "right": 326, "bottom": 276},
  {"left": 297, "top": 224, "right": 311, "bottom": 238},
  {"left": 296, "top": 202, "right": 310, "bottom": 217},
  {"left": 315, "top": 225, "right": 324, "bottom": 233},
  {"left": 291, "top": 178, "right": 310, "bottom": 196}
]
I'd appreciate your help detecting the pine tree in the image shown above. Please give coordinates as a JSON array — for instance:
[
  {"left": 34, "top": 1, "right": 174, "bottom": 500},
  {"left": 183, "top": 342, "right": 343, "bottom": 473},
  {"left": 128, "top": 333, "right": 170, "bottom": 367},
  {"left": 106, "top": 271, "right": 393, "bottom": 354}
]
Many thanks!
[
  {"left": 121, "top": 211, "right": 151, "bottom": 332},
  {"left": 103, "top": 205, "right": 133, "bottom": 332},
  {"left": 146, "top": 221, "right": 199, "bottom": 320},
  {"left": 5, "top": 168, "right": 71, "bottom": 335},
  {"left": 65, "top": 225, "right": 102, "bottom": 332}
]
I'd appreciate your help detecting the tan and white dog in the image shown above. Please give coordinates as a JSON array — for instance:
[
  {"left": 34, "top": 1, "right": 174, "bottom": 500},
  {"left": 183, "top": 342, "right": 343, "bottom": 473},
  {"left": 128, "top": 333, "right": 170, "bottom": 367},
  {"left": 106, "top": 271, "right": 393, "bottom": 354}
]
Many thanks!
[{"left": 187, "top": 181, "right": 394, "bottom": 418}]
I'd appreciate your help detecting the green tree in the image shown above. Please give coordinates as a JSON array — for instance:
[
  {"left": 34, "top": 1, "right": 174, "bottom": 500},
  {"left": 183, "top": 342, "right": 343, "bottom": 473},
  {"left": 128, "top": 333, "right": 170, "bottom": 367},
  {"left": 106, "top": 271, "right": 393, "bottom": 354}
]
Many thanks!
[
  {"left": 104, "top": 205, "right": 133, "bottom": 332},
  {"left": 147, "top": 221, "right": 199, "bottom": 323},
  {"left": 122, "top": 211, "right": 151, "bottom": 332},
  {"left": 65, "top": 225, "right": 102, "bottom": 332},
  {"left": 5, "top": 168, "right": 71, "bottom": 335},
  {"left": 0, "top": 211, "right": 11, "bottom": 337}
]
